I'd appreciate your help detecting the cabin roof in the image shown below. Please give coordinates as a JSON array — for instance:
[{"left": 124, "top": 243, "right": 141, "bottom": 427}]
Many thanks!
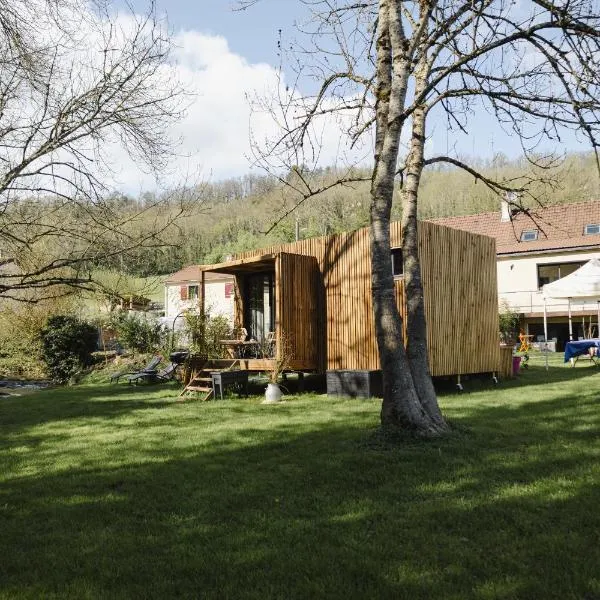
[
  {"left": 165, "top": 265, "right": 232, "bottom": 284},
  {"left": 200, "top": 253, "right": 277, "bottom": 274}
]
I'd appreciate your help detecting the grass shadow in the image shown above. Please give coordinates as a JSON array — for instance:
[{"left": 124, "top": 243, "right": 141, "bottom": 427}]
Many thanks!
[
  {"left": 0, "top": 383, "right": 180, "bottom": 434},
  {"left": 1, "top": 382, "right": 599, "bottom": 598}
]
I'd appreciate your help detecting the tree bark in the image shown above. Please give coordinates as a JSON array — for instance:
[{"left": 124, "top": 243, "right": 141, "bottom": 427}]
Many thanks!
[
  {"left": 370, "top": 0, "right": 440, "bottom": 434},
  {"left": 401, "top": 54, "right": 448, "bottom": 431}
]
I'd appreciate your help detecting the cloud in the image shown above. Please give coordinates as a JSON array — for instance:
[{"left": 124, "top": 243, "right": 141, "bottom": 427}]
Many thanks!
[
  {"left": 107, "top": 25, "right": 374, "bottom": 193},
  {"left": 100, "top": 28, "right": 277, "bottom": 191},
  {"left": 12, "top": 3, "right": 373, "bottom": 196},
  {"left": 169, "top": 31, "right": 280, "bottom": 177}
]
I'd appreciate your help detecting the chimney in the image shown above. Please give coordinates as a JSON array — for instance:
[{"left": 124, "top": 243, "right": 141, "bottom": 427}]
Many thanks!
[
  {"left": 500, "top": 199, "right": 510, "bottom": 222},
  {"left": 501, "top": 191, "right": 516, "bottom": 222}
]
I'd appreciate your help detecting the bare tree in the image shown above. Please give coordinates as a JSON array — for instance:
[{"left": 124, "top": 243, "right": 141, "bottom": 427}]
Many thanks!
[
  {"left": 241, "top": 0, "right": 600, "bottom": 435},
  {"left": 0, "top": 0, "right": 201, "bottom": 301}
]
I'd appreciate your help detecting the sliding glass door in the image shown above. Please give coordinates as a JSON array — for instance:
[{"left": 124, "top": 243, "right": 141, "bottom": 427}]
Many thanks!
[{"left": 245, "top": 272, "right": 275, "bottom": 342}]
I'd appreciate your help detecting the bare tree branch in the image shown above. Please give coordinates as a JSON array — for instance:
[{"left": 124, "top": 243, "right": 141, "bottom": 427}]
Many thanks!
[{"left": 0, "top": 1, "right": 204, "bottom": 300}]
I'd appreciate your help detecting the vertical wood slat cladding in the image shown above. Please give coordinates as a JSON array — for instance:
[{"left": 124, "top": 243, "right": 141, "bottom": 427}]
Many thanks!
[
  {"left": 498, "top": 346, "right": 514, "bottom": 379},
  {"left": 234, "top": 221, "right": 499, "bottom": 376},
  {"left": 276, "top": 253, "right": 320, "bottom": 367},
  {"left": 417, "top": 223, "right": 500, "bottom": 376}
]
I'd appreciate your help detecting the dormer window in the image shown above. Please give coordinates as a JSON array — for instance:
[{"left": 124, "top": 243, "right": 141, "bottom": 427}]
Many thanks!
[
  {"left": 584, "top": 224, "right": 600, "bottom": 235},
  {"left": 520, "top": 230, "right": 538, "bottom": 242},
  {"left": 391, "top": 248, "right": 403, "bottom": 277}
]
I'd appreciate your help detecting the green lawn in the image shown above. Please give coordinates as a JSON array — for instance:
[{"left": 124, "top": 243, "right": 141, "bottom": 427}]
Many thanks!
[{"left": 1, "top": 357, "right": 600, "bottom": 599}]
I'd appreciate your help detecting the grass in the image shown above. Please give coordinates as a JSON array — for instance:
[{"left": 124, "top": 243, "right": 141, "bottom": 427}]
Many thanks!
[{"left": 1, "top": 355, "right": 600, "bottom": 599}]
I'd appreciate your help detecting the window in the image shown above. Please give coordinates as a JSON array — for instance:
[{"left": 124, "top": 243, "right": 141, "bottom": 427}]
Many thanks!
[
  {"left": 391, "top": 248, "right": 403, "bottom": 277},
  {"left": 537, "top": 261, "right": 585, "bottom": 288},
  {"left": 188, "top": 285, "right": 199, "bottom": 301},
  {"left": 520, "top": 229, "right": 538, "bottom": 242},
  {"left": 585, "top": 224, "right": 600, "bottom": 235},
  {"left": 244, "top": 272, "right": 275, "bottom": 342}
]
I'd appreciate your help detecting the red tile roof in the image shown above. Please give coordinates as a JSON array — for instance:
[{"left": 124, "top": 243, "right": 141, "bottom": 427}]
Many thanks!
[
  {"left": 429, "top": 200, "right": 600, "bottom": 255},
  {"left": 165, "top": 266, "right": 231, "bottom": 284}
]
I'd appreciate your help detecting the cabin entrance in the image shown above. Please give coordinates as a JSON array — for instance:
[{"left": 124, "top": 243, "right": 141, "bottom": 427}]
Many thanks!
[
  {"left": 244, "top": 272, "right": 275, "bottom": 344},
  {"left": 200, "top": 252, "right": 321, "bottom": 372}
]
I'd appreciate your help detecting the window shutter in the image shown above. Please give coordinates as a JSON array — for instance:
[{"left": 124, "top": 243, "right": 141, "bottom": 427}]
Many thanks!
[
  {"left": 224, "top": 283, "right": 234, "bottom": 298},
  {"left": 180, "top": 285, "right": 188, "bottom": 300}
]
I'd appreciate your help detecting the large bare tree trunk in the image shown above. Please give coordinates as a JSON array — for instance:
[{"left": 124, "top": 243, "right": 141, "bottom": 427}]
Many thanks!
[
  {"left": 370, "top": 0, "right": 440, "bottom": 434},
  {"left": 401, "top": 57, "right": 448, "bottom": 431}
]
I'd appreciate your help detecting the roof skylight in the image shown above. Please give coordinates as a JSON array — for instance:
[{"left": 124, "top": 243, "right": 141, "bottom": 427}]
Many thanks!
[{"left": 520, "top": 230, "right": 539, "bottom": 242}]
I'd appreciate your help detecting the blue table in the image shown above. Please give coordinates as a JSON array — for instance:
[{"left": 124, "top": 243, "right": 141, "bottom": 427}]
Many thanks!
[{"left": 564, "top": 339, "right": 600, "bottom": 363}]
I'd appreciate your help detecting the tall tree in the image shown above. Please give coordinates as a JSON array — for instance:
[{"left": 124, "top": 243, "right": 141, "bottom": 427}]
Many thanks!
[
  {"left": 0, "top": 0, "right": 200, "bottom": 301},
  {"left": 245, "top": 0, "right": 600, "bottom": 435}
]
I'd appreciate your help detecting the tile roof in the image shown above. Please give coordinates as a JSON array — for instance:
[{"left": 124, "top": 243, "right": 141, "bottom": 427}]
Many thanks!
[
  {"left": 165, "top": 265, "right": 231, "bottom": 284},
  {"left": 429, "top": 199, "right": 600, "bottom": 255}
]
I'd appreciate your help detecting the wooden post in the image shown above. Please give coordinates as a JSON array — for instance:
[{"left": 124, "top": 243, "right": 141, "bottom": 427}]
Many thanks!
[
  {"left": 200, "top": 270, "right": 205, "bottom": 314},
  {"left": 200, "top": 270, "right": 206, "bottom": 342}
]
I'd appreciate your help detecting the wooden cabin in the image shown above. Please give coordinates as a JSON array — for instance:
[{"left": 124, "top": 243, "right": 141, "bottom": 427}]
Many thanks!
[{"left": 199, "top": 221, "right": 499, "bottom": 378}]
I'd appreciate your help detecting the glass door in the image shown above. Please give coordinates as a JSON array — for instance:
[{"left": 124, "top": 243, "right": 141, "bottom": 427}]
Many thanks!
[{"left": 245, "top": 272, "right": 275, "bottom": 343}]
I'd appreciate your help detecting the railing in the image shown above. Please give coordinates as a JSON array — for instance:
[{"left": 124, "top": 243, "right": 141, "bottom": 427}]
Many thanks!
[{"left": 500, "top": 290, "right": 600, "bottom": 314}]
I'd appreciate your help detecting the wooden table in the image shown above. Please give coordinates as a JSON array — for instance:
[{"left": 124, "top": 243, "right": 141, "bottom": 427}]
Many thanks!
[{"left": 219, "top": 340, "right": 259, "bottom": 358}]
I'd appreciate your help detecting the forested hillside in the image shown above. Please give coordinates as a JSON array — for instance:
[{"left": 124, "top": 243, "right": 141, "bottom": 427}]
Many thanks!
[
  {"left": 138, "top": 151, "right": 598, "bottom": 276},
  {"left": 3, "top": 152, "right": 598, "bottom": 280}
]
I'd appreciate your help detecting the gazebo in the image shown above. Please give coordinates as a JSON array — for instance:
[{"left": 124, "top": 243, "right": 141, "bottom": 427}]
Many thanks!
[{"left": 542, "top": 258, "right": 600, "bottom": 357}]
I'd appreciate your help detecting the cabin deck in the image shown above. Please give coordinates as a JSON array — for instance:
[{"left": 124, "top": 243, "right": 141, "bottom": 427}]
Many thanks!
[{"left": 207, "top": 359, "right": 317, "bottom": 372}]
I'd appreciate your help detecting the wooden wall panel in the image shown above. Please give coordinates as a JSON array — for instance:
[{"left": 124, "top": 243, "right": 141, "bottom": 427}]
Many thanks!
[
  {"left": 418, "top": 222, "right": 500, "bottom": 376},
  {"left": 233, "top": 220, "right": 499, "bottom": 376},
  {"left": 276, "top": 253, "right": 320, "bottom": 367}
]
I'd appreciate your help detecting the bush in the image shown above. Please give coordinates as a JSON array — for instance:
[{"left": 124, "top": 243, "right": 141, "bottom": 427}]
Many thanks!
[
  {"left": 0, "top": 297, "right": 78, "bottom": 379},
  {"left": 499, "top": 302, "right": 520, "bottom": 345},
  {"left": 40, "top": 316, "right": 98, "bottom": 384},
  {"left": 110, "top": 312, "right": 164, "bottom": 354},
  {"left": 183, "top": 309, "right": 232, "bottom": 358}
]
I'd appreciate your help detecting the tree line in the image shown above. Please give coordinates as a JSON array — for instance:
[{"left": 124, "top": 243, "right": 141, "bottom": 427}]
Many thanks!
[{"left": 69, "top": 151, "right": 600, "bottom": 277}]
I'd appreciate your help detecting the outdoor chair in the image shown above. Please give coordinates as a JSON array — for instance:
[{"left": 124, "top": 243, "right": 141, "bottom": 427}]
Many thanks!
[
  {"left": 236, "top": 327, "right": 249, "bottom": 341},
  {"left": 155, "top": 362, "right": 179, "bottom": 382},
  {"left": 125, "top": 362, "right": 179, "bottom": 385},
  {"left": 110, "top": 355, "right": 162, "bottom": 383},
  {"left": 263, "top": 331, "right": 276, "bottom": 358}
]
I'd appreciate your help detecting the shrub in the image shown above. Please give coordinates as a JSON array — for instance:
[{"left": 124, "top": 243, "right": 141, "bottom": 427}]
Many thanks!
[
  {"left": 110, "top": 312, "right": 164, "bottom": 354},
  {"left": 40, "top": 316, "right": 98, "bottom": 383},
  {"left": 499, "top": 302, "right": 520, "bottom": 345},
  {"left": 183, "top": 309, "right": 232, "bottom": 358},
  {"left": 0, "top": 296, "right": 77, "bottom": 379}
]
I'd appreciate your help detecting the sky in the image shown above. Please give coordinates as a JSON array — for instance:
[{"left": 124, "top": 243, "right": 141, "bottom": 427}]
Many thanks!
[
  {"left": 111, "top": 0, "right": 587, "bottom": 193},
  {"left": 107, "top": 0, "right": 316, "bottom": 191},
  {"left": 150, "top": 1, "right": 303, "bottom": 65}
]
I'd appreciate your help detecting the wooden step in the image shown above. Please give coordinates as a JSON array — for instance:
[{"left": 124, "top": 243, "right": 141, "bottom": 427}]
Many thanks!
[{"left": 185, "top": 386, "right": 212, "bottom": 393}]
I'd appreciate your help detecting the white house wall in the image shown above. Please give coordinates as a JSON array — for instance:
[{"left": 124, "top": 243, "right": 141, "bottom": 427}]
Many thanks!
[
  {"left": 165, "top": 281, "right": 234, "bottom": 321},
  {"left": 498, "top": 249, "right": 600, "bottom": 314}
]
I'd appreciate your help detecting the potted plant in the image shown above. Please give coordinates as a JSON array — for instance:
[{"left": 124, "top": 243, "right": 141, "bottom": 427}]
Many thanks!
[
  {"left": 263, "top": 333, "right": 293, "bottom": 404},
  {"left": 499, "top": 302, "right": 520, "bottom": 347}
]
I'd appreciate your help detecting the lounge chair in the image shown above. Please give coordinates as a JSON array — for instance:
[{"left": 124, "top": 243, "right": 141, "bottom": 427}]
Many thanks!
[
  {"left": 110, "top": 355, "right": 162, "bottom": 383},
  {"left": 125, "top": 362, "right": 179, "bottom": 385}
]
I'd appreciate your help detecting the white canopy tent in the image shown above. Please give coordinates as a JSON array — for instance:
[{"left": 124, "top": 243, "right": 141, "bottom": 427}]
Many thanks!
[{"left": 542, "top": 258, "right": 600, "bottom": 366}]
